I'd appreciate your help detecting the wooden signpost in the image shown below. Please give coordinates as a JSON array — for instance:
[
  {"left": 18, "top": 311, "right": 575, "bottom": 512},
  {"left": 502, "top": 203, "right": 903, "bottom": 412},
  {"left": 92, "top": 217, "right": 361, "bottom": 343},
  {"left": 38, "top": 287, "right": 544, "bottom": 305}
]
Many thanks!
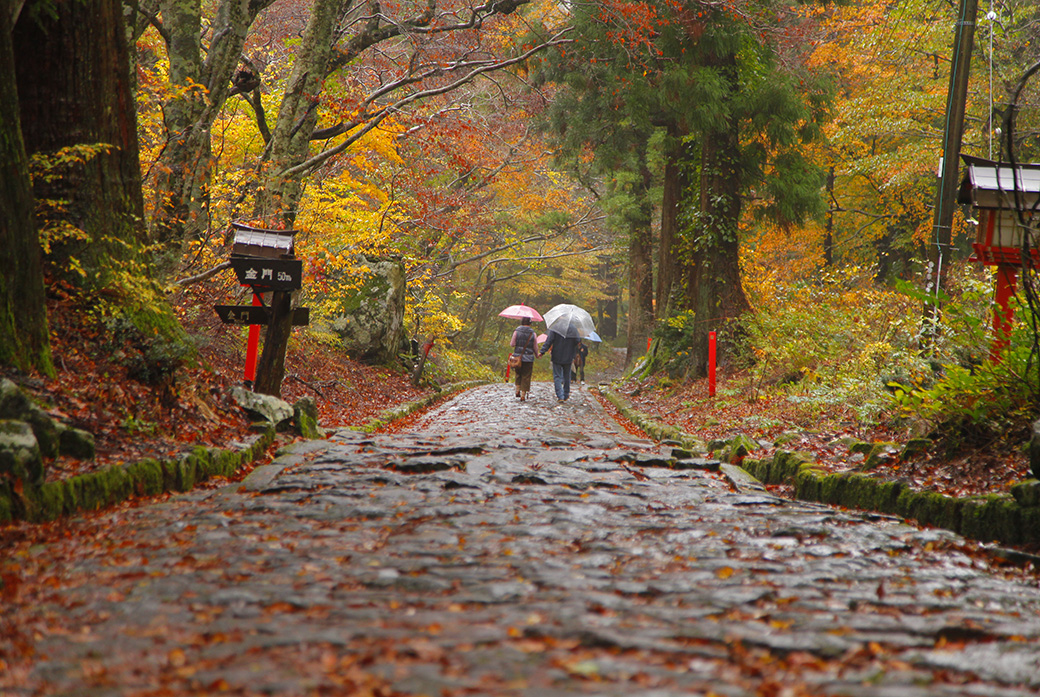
[
  {"left": 214, "top": 305, "right": 310, "bottom": 326},
  {"left": 229, "top": 257, "right": 302, "bottom": 291},
  {"left": 215, "top": 223, "right": 309, "bottom": 395}
]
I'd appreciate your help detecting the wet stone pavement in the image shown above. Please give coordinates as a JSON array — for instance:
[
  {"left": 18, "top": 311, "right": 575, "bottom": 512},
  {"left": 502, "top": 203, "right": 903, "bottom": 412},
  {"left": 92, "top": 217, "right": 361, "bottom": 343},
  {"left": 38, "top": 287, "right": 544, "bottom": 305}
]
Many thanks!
[{"left": 8, "top": 383, "right": 1040, "bottom": 696}]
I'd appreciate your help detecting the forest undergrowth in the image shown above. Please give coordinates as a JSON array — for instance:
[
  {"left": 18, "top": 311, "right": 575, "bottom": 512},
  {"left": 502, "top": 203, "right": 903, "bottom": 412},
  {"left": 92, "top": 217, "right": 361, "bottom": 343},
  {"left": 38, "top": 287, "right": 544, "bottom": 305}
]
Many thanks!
[
  {"left": 624, "top": 262, "right": 1038, "bottom": 501},
  {"left": 620, "top": 368, "right": 1031, "bottom": 501},
  {"left": 3, "top": 290, "right": 432, "bottom": 489}
]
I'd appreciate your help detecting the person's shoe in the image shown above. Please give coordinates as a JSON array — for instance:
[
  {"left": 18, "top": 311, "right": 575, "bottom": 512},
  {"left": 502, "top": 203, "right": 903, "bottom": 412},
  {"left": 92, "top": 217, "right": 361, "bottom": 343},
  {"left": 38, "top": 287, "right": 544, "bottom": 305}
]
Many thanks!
[
  {"left": 581, "top": 381, "right": 585, "bottom": 385},
  {"left": 515, "top": 389, "right": 521, "bottom": 398}
]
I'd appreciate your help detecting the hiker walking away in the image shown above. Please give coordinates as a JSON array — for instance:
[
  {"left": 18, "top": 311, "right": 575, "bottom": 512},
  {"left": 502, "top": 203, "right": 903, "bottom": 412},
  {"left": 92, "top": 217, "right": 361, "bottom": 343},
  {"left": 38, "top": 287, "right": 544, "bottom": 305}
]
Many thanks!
[
  {"left": 573, "top": 339, "right": 588, "bottom": 385},
  {"left": 509, "top": 317, "right": 538, "bottom": 402},
  {"left": 538, "top": 329, "right": 580, "bottom": 402}
]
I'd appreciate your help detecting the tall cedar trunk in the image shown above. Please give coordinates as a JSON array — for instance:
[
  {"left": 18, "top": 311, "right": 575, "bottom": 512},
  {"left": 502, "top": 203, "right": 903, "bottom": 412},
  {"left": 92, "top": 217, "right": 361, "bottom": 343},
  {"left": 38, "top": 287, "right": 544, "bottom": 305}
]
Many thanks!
[
  {"left": 685, "top": 117, "right": 750, "bottom": 378},
  {"left": 150, "top": 0, "right": 269, "bottom": 258},
  {"left": 14, "top": 0, "right": 145, "bottom": 285},
  {"left": 0, "top": 4, "right": 52, "bottom": 375},
  {"left": 656, "top": 134, "right": 683, "bottom": 318},
  {"left": 625, "top": 166, "right": 655, "bottom": 364},
  {"left": 597, "top": 256, "right": 619, "bottom": 340}
]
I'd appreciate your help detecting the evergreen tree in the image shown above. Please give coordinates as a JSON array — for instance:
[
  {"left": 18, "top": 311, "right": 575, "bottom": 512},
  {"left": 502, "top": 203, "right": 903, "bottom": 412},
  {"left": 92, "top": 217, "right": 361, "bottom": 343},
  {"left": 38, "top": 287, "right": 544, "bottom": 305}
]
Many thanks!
[{"left": 534, "top": 0, "right": 832, "bottom": 373}]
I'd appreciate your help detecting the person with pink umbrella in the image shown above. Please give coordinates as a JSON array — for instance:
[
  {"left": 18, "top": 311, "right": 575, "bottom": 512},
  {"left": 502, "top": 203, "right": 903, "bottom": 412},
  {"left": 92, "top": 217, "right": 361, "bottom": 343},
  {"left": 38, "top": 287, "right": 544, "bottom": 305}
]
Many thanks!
[{"left": 500, "top": 304, "right": 542, "bottom": 402}]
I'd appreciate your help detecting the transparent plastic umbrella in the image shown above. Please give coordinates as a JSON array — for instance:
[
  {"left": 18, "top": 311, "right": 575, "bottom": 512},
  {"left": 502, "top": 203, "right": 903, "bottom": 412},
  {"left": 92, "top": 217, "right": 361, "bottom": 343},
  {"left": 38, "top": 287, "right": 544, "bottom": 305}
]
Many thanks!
[{"left": 543, "top": 304, "right": 596, "bottom": 339}]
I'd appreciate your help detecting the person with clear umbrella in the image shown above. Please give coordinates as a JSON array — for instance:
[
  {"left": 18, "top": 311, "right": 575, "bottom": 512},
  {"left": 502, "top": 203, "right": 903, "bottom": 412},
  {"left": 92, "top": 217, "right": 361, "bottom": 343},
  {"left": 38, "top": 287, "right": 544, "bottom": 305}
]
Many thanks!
[{"left": 538, "top": 304, "right": 595, "bottom": 402}]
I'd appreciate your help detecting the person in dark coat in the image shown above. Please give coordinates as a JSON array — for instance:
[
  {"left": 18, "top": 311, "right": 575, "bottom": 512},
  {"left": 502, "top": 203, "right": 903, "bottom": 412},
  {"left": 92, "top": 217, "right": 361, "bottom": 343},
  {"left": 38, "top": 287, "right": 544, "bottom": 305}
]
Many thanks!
[
  {"left": 573, "top": 339, "right": 589, "bottom": 385},
  {"left": 509, "top": 317, "right": 538, "bottom": 402},
  {"left": 538, "top": 329, "right": 580, "bottom": 401}
]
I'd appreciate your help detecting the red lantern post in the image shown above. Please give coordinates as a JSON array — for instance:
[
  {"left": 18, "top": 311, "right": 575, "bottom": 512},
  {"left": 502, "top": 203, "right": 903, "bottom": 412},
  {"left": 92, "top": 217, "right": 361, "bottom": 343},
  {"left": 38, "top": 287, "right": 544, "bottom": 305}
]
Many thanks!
[{"left": 959, "top": 156, "right": 1040, "bottom": 360}]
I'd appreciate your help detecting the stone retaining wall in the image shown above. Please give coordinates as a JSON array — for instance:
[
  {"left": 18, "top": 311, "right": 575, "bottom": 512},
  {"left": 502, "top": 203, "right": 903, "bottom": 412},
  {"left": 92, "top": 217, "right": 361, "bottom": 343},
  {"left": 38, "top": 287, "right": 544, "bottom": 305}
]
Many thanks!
[
  {"left": 0, "top": 381, "right": 485, "bottom": 524},
  {"left": 599, "top": 386, "right": 1040, "bottom": 550},
  {"left": 0, "top": 430, "right": 277, "bottom": 524}
]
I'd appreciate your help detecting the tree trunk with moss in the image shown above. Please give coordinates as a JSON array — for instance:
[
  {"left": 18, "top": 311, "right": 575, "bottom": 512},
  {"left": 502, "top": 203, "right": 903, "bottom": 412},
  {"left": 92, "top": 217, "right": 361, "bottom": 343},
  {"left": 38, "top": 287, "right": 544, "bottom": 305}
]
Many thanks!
[
  {"left": 0, "top": 3, "right": 52, "bottom": 376},
  {"left": 148, "top": 0, "right": 273, "bottom": 265},
  {"left": 13, "top": 0, "right": 146, "bottom": 289},
  {"left": 684, "top": 120, "right": 750, "bottom": 377},
  {"left": 253, "top": 0, "right": 344, "bottom": 229},
  {"left": 625, "top": 166, "right": 655, "bottom": 365}
]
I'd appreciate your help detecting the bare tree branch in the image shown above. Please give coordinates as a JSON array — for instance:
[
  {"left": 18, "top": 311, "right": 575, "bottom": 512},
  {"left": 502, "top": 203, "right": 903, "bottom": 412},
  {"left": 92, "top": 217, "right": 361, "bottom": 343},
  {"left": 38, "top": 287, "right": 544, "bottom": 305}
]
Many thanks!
[
  {"left": 173, "top": 260, "right": 231, "bottom": 287},
  {"left": 282, "top": 31, "right": 573, "bottom": 180}
]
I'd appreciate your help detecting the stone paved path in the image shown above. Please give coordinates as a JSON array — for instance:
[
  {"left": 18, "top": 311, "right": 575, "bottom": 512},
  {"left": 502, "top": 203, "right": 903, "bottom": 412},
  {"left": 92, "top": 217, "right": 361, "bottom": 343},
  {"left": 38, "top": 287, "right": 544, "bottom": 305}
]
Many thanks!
[{"left": 6, "top": 383, "right": 1040, "bottom": 696}]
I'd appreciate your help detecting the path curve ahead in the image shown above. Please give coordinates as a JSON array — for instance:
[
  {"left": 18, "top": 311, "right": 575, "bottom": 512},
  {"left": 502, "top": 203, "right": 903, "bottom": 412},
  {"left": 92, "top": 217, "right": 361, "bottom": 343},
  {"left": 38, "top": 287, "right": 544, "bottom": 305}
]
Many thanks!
[{"left": 5, "top": 383, "right": 1040, "bottom": 696}]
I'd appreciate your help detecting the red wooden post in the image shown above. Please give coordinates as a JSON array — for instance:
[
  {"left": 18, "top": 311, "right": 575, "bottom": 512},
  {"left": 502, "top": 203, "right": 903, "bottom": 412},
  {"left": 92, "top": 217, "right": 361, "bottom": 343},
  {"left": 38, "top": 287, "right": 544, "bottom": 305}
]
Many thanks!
[
  {"left": 243, "top": 291, "right": 262, "bottom": 386},
  {"left": 992, "top": 266, "right": 1018, "bottom": 361},
  {"left": 708, "top": 331, "right": 717, "bottom": 397}
]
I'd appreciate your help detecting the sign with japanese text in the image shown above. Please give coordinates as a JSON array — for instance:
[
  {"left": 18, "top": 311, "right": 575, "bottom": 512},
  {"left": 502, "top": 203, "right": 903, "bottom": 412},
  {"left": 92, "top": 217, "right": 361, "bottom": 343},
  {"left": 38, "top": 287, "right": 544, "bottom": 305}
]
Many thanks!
[
  {"left": 230, "top": 257, "right": 303, "bottom": 291},
  {"left": 214, "top": 305, "right": 310, "bottom": 326}
]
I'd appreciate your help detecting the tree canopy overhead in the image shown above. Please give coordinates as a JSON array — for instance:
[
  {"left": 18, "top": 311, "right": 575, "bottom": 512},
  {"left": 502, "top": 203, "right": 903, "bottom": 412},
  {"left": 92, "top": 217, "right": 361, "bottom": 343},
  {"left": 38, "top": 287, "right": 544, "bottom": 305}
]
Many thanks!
[{"left": 7, "top": 0, "right": 1040, "bottom": 403}]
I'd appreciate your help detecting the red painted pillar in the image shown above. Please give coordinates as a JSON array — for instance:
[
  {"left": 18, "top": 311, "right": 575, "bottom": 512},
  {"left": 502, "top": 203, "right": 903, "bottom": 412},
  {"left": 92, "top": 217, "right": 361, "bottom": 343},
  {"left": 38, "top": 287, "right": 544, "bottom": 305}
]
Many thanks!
[
  {"left": 244, "top": 292, "right": 262, "bottom": 386},
  {"left": 708, "top": 331, "right": 717, "bottom": 397},
  {"left": 992, "top": 265, "right": 1018, "bottom": 361}
]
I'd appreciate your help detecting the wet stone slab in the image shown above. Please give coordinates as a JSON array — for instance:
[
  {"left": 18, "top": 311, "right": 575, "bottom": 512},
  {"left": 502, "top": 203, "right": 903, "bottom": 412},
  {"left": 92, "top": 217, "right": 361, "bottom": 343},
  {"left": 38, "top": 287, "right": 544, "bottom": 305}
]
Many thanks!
[{"left": 10, "top": 382, "right": 1040, "bottom": 696}]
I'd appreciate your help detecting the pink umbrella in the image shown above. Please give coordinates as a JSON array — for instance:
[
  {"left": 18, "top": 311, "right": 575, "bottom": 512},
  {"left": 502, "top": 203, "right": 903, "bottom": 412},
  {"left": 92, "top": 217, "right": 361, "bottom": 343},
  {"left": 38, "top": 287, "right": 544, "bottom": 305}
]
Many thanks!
[
  {"left": 536, "top": 333, "right": 548, "bottom": 344},
  {"left": 498, "top": 303, "right": 543, "bottom": 322}
]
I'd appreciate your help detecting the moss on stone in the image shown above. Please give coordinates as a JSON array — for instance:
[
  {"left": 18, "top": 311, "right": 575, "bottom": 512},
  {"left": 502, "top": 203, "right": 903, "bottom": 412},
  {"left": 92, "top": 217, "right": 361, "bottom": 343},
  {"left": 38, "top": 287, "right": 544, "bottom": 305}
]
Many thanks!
[
  {"left": 1018, "top": 507, "right": 1040, "bottom": 547},
  {"left": 721, "top": 434, "right": 758, "bottom": 463},
  {"left": 774, "top": 451, "right": 814, "bottom": 481},
  {"left": 872, "top": 479, "right": 907, "bottom": 515},
  {"left": 294, "top": 398, "right": 320, "bottom": 439},
  {"left": 793, "top": 465, "right": 827, "bottom": 501},
  {"left": 817, "top": 473, "right": 848, "bottom": 505},
  {"left": 848, "top": 441, "right": 874, "bottom": 455},
  {"left": 1011, "top": 480, "right": 1040, "bottom": 508},
  {"left": 190, "top": 446, "right": 216, "bottom": 482},
  {"left": 864, "top": 443, "right": 900, "bottom": 469},
  {"left": 931, "top": 493, "right": 964, "bottom": 531},
  {"left": 31, "top": 482, "right": 68, "bottom": 521},
  {"left": 125, "top": 459, "right": 164, "bottom": 496},
  {"left": 900, "top": 438, "right": 933, "bottom": 460},
  {"left": 960, "top": 496, "right": 1021, "bottom": 546},
  {"left": 842, "top": 473, "right": 878, "bottom": 510},
  {"left": 214, "top": 449, "right": 243, "bottom": 477},
  {"left": 897, "top": 489, "right": 959, "bottom": 530},
  {"left": 59, "top": 427, "right": 96, "bottom": 460},
  {"left": 741, "top": 458, "right": 769, "bottom": 482},
  {"left": 4, "top": 421, "right": 276, "bottom": 523},
  {"left": 72, "top": 467, "right": 130, "bottom": 512},
  {"left": 171, "top": 456, "right": 194, "bottom": 492}
]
